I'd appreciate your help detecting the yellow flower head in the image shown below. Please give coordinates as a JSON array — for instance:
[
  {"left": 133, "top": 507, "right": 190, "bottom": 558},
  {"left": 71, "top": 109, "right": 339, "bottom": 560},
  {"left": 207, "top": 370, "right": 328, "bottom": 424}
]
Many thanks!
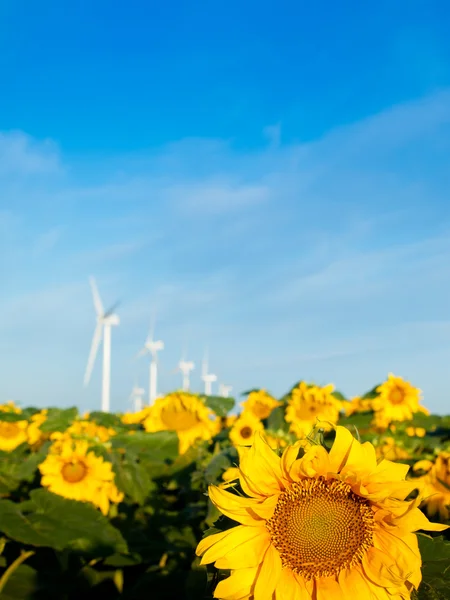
[
  {"left": 343, "top": 396, "right": 372, "bottom": 417},
  {"left": 415, "top": 451, "right": 450, "bottom": 521},
  {"left": 197, "top": 427, "right": 447, "bottom": 600},
  {"left": 142, "top": 392, "right": 216, "bottom": 454},
  {"left": 0, "top": 419, "right": 28, "bottom": 452},
  {"left": 38, "top": 439, "right": 123, "bottom": 515},
  {"left": 240, "top": 390, "right": 280, "bottom": 420},
  {"left": 374, "top": 436, "right": 411, "bottom": 461},
  {"left": 285, "top": 382, "right": 340, "bottom": 438},
  {"left": 374, "top": 373, "right": 429, "bottom": 424},
  {"left": 0, "top": 401, "right": 22, "bottom": 414},
  {"left": 27, "top": 410, "right": 49, "bottom": 446},
  {"left": 66, "top": 420, "right": 116, "bottom": 443},
  {"left": 229, "top": 412, "right": 264, "bottom": 447}
]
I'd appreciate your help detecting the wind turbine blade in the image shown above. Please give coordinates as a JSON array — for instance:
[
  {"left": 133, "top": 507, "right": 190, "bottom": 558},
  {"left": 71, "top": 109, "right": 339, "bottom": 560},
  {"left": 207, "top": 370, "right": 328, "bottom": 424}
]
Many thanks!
[
  {"left": 104, "top": 300, "right": 121, "bottom": 317},
  {"left": 83, "top": 324, "right": 103, "bottom": 386},
  {"left": 89, "top": 277, "right": 104, "bottom": 315},
  {"left": 136, "top": 347, "right": 148, "bottom": 359}
]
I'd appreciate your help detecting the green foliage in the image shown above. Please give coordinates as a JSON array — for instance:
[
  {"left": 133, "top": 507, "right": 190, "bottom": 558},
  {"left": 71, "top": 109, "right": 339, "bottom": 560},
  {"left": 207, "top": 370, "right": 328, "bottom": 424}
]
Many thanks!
[
  {"left": 0, "top": 489, "right": 127, "bottom": 555},
  {"left": 202, "top": 396, "right": 235, "bottom": 417},
  {"left": 417, "top": 535, "right": 450, "bottom": 598},
  {"left": 39, "top": 407, "right": 79, "bottom": 432}
]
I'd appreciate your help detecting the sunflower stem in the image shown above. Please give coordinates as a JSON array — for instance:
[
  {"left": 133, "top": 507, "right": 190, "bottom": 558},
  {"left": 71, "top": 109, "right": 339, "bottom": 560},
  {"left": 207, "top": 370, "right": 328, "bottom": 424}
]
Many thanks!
[{"left": 0, "top": 550, "right": 35, "bottom": 594}]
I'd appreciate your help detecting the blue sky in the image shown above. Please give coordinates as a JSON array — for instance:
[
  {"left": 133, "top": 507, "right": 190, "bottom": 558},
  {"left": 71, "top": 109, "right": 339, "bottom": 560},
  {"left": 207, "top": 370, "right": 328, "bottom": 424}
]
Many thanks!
[{"left": 1, "top": 0, "right": 450, "bottom": 413}]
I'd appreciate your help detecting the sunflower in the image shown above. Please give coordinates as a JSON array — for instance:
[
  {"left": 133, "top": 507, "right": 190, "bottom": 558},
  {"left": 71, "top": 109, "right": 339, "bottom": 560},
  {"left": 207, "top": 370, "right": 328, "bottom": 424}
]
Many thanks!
[
  {"left": 27, "top": 409, "right": 49, "bottom": 446},
  {"left": 413, "top": 452, "right": 450, "bottom": 521},
  {"left": 374, "top": 436, "right": 411, "bottom": 461},
  {"left": 285, "top": 382, "right": 341, "bottom": 438},
  {"left": 373, "top": 374, "right": 429, "bottom": 424},
  {"left": 66, "top": 420, "right": 116, "bottom": 443},
  {"left": 197, "top": 427, "right": 447, "bottom": 600},
  {"left": 343, "top": 396, "right": 372, "bottom": 417},
  {"left": 38, "top": 439, "right": 123, "bottom": 515},
  {"left": 0, "top": 419, "right": 29, "bottom": 451},
  {"left": 241, "top": 390, "right": 281, "bottom": 420},
  {"left": 143, "top": 392, "right": 217, "bottom": 454},
  {"left": 229, "top": 412, "right": 264, "bottom": 447}
]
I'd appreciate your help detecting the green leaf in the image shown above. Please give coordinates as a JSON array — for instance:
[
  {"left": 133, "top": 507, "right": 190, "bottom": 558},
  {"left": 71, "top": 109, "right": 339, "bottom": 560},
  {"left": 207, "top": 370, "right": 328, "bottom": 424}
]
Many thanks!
[
  {"left": 418, "top": 535, "right": 450, "bottom": 594},
  {"left": 0, "top": 489, "right": 127, "bottom": 556},
  {"left": 16, "top": 442, "right": 51, "bottom": 482},
  {"left": 331, "top": 390, "right": 347, "bottom": 401},
  {"left": 0, "top": 564, "right": 40, "bottom": 600},
  {"left": 360, "top": 385, "right": 380, "bottom": 400},
  {"left": 0, "top": 412, "right": 25, "bottom": 422},
  {"left": 88, "top": 412, "right": 125, "bottom": 429},
  {"left": 266, "top": 406, "right": 288, "bottom": 432},
  {"left": 111, "top": 431, "right": 179, "bottom": 463},
  {"left": 112, "top": 455, "right": 156, "bottom": 505},
  {"left": 39, "top": 407, "right": 78, "bottom": 433},
  {"left": 202, "top": 396, "right": 235, "bottom": 417}
]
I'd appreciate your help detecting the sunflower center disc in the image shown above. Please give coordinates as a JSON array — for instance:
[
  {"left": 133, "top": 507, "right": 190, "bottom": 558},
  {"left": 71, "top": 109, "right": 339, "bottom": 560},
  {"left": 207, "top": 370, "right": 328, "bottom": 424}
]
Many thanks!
[
  {"left": 61, "top": 461, "right": 88, "bottom": 483},
  {"left": 160, "top": 409, "right": 199, "bottom": 431},
  {"left": 0, "top": 422, "right": 20, "bottom": 439},
  {"left": 390, "top": 389, "right": 404, "bottom": 404},
  {"left": 266, "top": 478, "right": 374, "bottom": 579},
  {"left": 252, "top": 402, "right": 271, "bottom": 420},
  {"left": 240, "top": 426, "right": 253, "bottom": 439}
]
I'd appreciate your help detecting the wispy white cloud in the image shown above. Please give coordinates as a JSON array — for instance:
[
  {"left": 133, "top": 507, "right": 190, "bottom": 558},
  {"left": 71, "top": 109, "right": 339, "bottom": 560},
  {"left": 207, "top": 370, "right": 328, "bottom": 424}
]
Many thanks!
[{"left": 0, "top": 130, "right": 61, "bottom": 176}]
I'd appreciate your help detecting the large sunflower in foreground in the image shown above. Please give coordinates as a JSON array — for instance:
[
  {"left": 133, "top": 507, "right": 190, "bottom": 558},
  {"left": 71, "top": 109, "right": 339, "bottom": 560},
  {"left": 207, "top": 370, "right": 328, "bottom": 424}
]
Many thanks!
[
  {"left": 285, "top": 382, "right": 341, "bottom": 437},
  {"left": 373, "top": 373, "right": 429, "bottom": 423},
  {"left": 38, "top": 439, "right": 123, "bottom": 515},
  {"left": 241, "top": 390, "right": 281, "bottom": 420},
  {"left": 413, "top": 452, "right": 450, "bottom": 521},
  {"left": 143, "top": 392, "right": 216, "bottom": 454},
  {"left": 197, "top": 427, "right": 447, "bottom": 600}
]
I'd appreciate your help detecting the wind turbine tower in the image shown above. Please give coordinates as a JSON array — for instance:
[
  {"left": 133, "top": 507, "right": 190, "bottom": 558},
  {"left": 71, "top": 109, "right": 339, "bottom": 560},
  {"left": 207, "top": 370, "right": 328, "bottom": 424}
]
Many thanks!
[
  {"left": 138, "top": 325, "right": 164, "bottom": 405},
  {"left": 201, "top": 350, "right": 217, "bottom": 396},
  {"left": 219, "top": 383, "right": 232, "bottom": 398},
  {"left": 129, "top": 385, "right": 145, "bottom": 413},
  {"left": 178, "top": 359, "right": 195, "bottom": 391},
  {"left": 83, "top": 277, "right": 120, "bottom": 413}
]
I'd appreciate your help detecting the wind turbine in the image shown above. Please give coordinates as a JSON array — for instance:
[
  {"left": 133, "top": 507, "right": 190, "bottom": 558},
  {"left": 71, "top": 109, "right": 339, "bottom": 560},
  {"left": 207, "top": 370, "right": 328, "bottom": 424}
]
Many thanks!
[
  {"left": 83, "top": 276, "right": 120, "bottom": 413},
  {"left": 137, "top": 319, "right": 164, "bottom": 405},
  {"left": 129, "top": 384, "right": 145, "bottom": 413},
  {"left": 177, "top": 359, "right": 195, "bottom": 391},
  {"left": 201, "top": 349, "right": 217, "bottom": 396},
  {"left": 219, "top": 383, "right": 233, "bottom": 398}
]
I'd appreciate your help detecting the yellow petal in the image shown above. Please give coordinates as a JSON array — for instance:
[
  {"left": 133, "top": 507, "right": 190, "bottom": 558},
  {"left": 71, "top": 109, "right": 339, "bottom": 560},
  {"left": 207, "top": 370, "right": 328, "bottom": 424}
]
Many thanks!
[
  {"left": 413, "top": 459, "right": 433, "bottom": 472},
  {"left": 373, "top": 529, "right": 421, "bottom": 589},
  {"left": 200, "top": 525, "right": 269, "bottom": 569},
  {"left": 208, "top": 485, "right": 267, "bottom": 526},
  {"left": 280, "top": 440, "right": 304, "bottom": 478},
  {"left": 328, "top": 426, "right": 354, "bottom": 473},
  {"left": 338, "top": 566, "right": 372, "bottom": 596},
  {"left": 275, "top": 568, "right": 311, "bottom": 600},
  {"left": 214, "top": 567, "right": 258, "bottom": 600},
  {"left": 253, "top": 544, "right": 282, "bottom": 600},
  {"left": 361, "top": 547, "right": 404, "bottom": 588},
  {"left": 289, "top": 446, "right": 330, "bottom": 480},
  {"left": 196, "top": 528, "right": 236, "bottom": 558},
  {"left": 315, "top": 576, "right": 345, "bottom": 600},
  {"left": 239, "top": 433, "right": 286, "bottom": 499}
]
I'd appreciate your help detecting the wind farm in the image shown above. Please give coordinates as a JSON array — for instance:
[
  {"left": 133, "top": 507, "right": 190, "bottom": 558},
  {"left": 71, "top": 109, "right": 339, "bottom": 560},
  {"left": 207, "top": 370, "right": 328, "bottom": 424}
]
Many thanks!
[{"left": 83, "top": 277, "right": 232, "bottom": 412}]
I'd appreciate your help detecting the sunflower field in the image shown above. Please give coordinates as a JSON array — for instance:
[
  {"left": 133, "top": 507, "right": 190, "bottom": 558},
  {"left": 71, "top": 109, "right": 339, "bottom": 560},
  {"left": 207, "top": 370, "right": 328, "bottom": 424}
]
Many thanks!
[{"left": 0, "top": 374, "right": 450, "bottom": 600}]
